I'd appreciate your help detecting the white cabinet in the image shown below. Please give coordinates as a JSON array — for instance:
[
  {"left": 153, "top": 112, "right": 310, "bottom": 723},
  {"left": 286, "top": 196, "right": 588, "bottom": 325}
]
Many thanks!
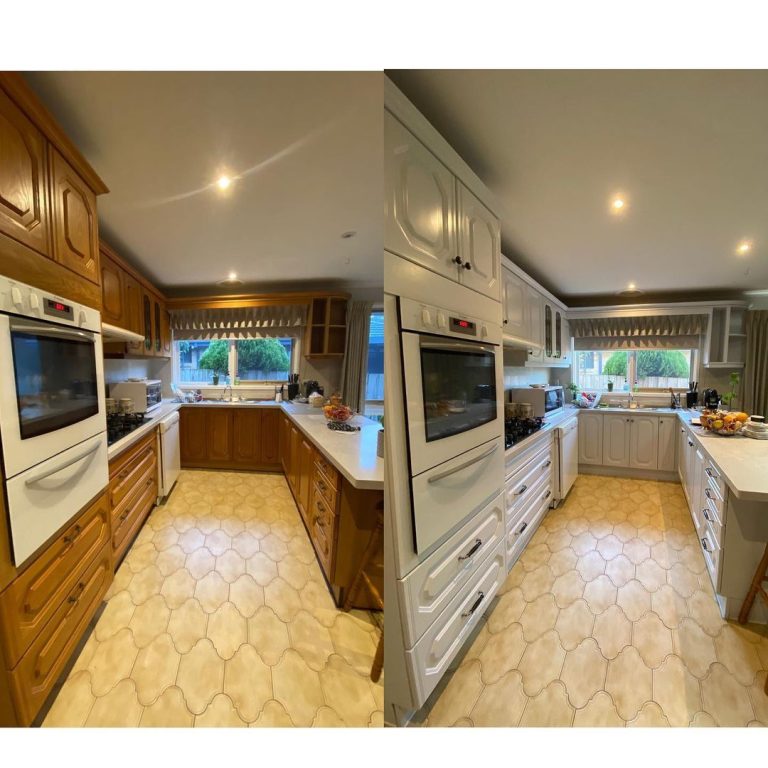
[
  {"left": 525, "top": 285, "right": 544, "bottom": 363},
  {"left": 578, "top": 412, "right": 604, "bottom": 465},
  {"left": 629, "top": 415, "right": 659, "bottom": 470},
  {"left": 603, "top": 414, "right": 631, "bottom": 467},
  {"left": 658, "top": 416, "right": 677, "bottom": 473},
  {"left": 560, "top": 316, "right": 571, "bottom": 365},
  {"left": 458, "top": 183, "right": 501, "bottom": 301},
  {"left": 703, "top": 305, "right": 746, "bottom": 368},
  {"left": 502, "top": 267, "right": 528, "bottom": 342},
  {"left": 385, "top": 113, "right": 457, "bottom": 281}
]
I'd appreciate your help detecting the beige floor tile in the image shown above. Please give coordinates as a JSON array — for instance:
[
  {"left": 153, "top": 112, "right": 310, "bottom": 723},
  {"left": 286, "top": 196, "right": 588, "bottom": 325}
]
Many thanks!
[
  {"left": 224, "top": 644, "right": 273, "bottom": 722},
  {"left": 216, "top": 549, "right": 247, "bottom": 583},
  {"left": 605, "top": 646, "right": 653, "bottom": 721},
  {"left": 592, "top": 604, "right": 632, "bottom": 659},
  {"left": 635, "top": 558, "right": 667, "bottom": 593},
  {"left": 127, "top": 564, "right": 164, "bottom": 605},
  {"left": 477, "top": 622, "right": 526, "bottom": 684},
  {"left": 605, "top": 553, "right": 635, "bottom": 588},
  {"left": 289, "top": 610, "right": 336, "bottom": 671},
  {"left": 674, "top": 618, "right": 717, "bottom": 679},
  {"left": 131, "top": 632, "right": 181, "bottom": 706},
  {"left": 87, "top": 627, "right": 140, "bottom": 696},
  {"left": 668, "top": 563, "right": 700, "bottom": 598},
  {"left": 547, "top": 547, "right": 579, "bottom": 577},
  {"left": 555, "top": 599, "right": 595, "bottom": 651},
  {"left": 560, "top": 638, "right": 607, "bottom": 708},
  {"left": 519, "top": 564, "right": 556, "bottom": 602},
  {"left": 264, "top": 577, "right": 302, "bottom": 622},
  {"left": 206, "top": 601, "right": 248, "bottom": 660},
  {"left": 250, "top": 699, "right": 295, "bottom": 727},
  {"left": 544, "top": 528, "right": 572, "bottom": 552},
  {"left": 520, "top": 680, "right": 575, "bottom": 726},
  {"left": 43, "top": 671, "right": 95, "bottom": 727},
  {"left": 320, "top": 653, "right": 377, "bottom": 726},
  {"left": 261, "top": 533, "right": 289, "bottom": 561},
  {"left": 571, "top": 531, "right": 597, "bottom": 556},
  {"left": 178, "top": 528, "right": 206, "bottom": 554},
  {"left": 196, "top": 515, "right": 221, "bottom": 535},
  {"left": 426, "top": 661, "right": 484, "bottom": 726},
  {"left": 689, "top": 710, "right": 717, "bottom": 726},
  {"left": 627, "top": 701, "right": 670, "bottom": 726},
  {"left": 576, "top": 551, "right": 606, "bottom": 582},
  {"left": 272, "top": 648, "right": 325, "bottom": 726},
  {"left": 583, "top": 574, "right": 618, "bottom": 614},
  {"left": 153, "top": 526, "right": 179, "bottom": 551},
  {"left": 650, "top": 542, "right": 677, "bottom": 569},
  {"left": 277, "top": 554, "right": 313, "bottom": 591},
  {"left": 652, "top": 584, "right": 688, "bottom": 630},
  {"left": 186, "top": 548, "right": 216, "bottom": 579},
  {"left": 125, "top": 541, "right": 158, "bottom": 574},
  {"left": 519, "top": 541, "right": 550, "bottom": 572},
  {"left": 652, "top": 654, "right": 702, "bottom": 727},
  {"left": 85, "top": 679, "right": 143, "bottom": 727},
  {"left": 167, "top": 597, "right": 208, "bottom": 654},
  {"left": 156, "top": 545, "right": 187, "bottom": 577},
  {"left": 636, "top": 525, "right": 664, "bottom": 547},
  {"left": 749, "top": 671, "right": 768, "bottom": 725},
  {"left": 613, "top": 521, "right": 638, "bottom": 543},
  {"left": 246, "top": 551, "right": 279, "bottom": 586},
  {"left": 470, "top": 669, "right": 528, "bottom": 727},
  {"left": 221, "top": 517, "right": 245, "bottom": 537},
  {"left": 596, "top": 535, "right": 623, "bottom": 560},
  {"left": 573, "top": 691, "right": 625, "bottom": 727},
  {"left": 623, "top": 538, "right": 651, "bottom": 566},
  {"left": 566, "top": 517, "right": 589, "bottom": 536},
  {"left": 714, "top": 624, "right": 763, "bottom": 686},
  {"left": 633, "top": 611, "right": 674, "bottom": 668},
  {"left": 518, "top": 629, "right": 566, "bottom": 697},
  {"left": 486, "top": 588, "right": 526, "bottom": 633},
  {"left": 176, "top": 638, "right": 225, "bottom": 715},
  {"left": 231, "top": 530, "right": 260, "bottom": 559},
  {"left": 549, "top": 569, "right": 584, "bottom": 608},
  {"left": 94, "top": 590, "right": 135, "bottom": 642},
  {"left": 616, "top": 579, "right": 651, "bottom": 622},
  {"left": 700, "top": 662, "right": 756, "bottom": 726},
  {"left": 248, "top": 605, "right": 291, "bottom": 665},
  {"left": 195, "top": 571, "right": 230, "bottom": 613},
  {"left": 159, "top": 568, "right": 196, "bottom": 610},
  {"left": 312, "top": 706, "right": 347, "bottom": 727},
  {"left": 195, "top": 693, "right": 247, "bottom": 727},
  {"left": 519, "top": 593, "right": 559, "bottom": 641},
  {"left": 228, "top": 573, "right": 265, "bottom": 618},
  {"left": 129, "top": 593, "right": 171, "bottom": 648},
  {"left": 139, "top": 685, "right": 194, "bottom": 727}
]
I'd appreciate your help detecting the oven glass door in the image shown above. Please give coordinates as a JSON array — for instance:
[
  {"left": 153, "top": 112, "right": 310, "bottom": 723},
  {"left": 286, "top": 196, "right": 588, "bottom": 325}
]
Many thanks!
[
  {"left": 10, "top": 317, "right": 99, "bottom": 439},
  {"left": 420, "top": 338, "right": 497, "bottom": 441}
]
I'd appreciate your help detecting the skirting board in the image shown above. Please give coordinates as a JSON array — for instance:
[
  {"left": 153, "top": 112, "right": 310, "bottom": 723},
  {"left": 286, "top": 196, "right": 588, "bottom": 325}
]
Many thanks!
[{"left": 578, "top": 465, "right": 680, "bottom": 483}]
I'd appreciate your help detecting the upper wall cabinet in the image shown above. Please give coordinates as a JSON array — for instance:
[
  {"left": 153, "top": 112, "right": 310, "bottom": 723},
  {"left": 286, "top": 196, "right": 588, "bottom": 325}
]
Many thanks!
[
  {"left": 0, "top": 89, "right": 49, "bottom": 257},
  {"left": 100, "top": 252, "right": 125, "bottom": 326},
  {"left": 457, "top": 183, "right": 501, "bottom": 302},
  {"left": 703, "top": 305, "right": 746, "bottom": 368},
  {"left": 502, "top": 267, "right": 528, "bottom": 341}
]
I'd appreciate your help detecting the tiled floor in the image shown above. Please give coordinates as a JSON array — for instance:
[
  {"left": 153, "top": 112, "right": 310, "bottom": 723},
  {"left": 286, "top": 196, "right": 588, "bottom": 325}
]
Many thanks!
[
  {"left": 43, "top": 470, "right": 383, "bottom": 727},
  {"left": 423, "top": 475, "right": 768, "bottom": 727}
]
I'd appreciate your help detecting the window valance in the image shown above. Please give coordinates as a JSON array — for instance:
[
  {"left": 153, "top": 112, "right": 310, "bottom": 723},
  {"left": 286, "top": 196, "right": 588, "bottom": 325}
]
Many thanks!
[
  {"left": 571, "top": 313, "right": 707, "bottom": 351},
  {"left": 170, "top": 305, "right": 307, "bottom": 340}
]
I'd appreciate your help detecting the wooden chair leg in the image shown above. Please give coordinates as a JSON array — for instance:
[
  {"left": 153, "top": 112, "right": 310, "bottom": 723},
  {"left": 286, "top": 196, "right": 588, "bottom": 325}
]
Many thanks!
[
  {"left": 370, "top": 631, "right": 383, "bottom": 684},
  {"left": 738, "top": 542, "right": 768, "bottom": 624}
]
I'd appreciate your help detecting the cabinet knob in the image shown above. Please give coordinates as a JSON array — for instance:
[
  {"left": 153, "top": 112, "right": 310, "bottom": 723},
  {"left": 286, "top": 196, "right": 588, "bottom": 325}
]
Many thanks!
[
  {"left": 453, "top": 256, "right": 464, "bottom": 266},
  {"left": 463, "top": 262, "right": 472, "bottom": 270}
]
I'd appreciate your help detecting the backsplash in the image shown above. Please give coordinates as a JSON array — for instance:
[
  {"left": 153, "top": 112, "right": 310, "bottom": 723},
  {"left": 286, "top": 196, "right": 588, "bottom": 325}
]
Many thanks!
[
  {"left": 503, "top": 366, "right": 551, "bottom": 389},
  {"left": 103, "top": 358, "right": 172, "bottom": 397}
]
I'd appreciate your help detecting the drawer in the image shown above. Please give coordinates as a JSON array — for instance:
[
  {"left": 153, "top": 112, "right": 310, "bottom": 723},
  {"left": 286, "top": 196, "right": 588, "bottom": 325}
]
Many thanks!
[
  {"left": 701, "top": 501, "right": 724, "bottom": 547},
  {"left": 109, "top": 439, "right": 156, "bottom": 510},
  {"left": 313, "top": 451, "right": 340, "bottom": 491},
  {"left": 703, "top": 481, "right": 725, "bottom": 521},
  {"left": 9, "top": 542, "right": 112, "bottom": 726},
  {"left": 310, "top": 511, "right": 335, "bottom": 579},
  {"left": 408, "top": 540, "right": 506, "bottom": 706},
  {"left": 312, "top": 462, "right": 338, "bottom": 509},
  {"left": 507, "top": 483, "right": 553, "bottom": 569},
  {"left": 698, "top": 526, "right": 721, "bottom": 589},
  {"left": 703, "top": 461, "right": 725, "bottom": 500},
  {"left": 504, "top": 445, "right": 553, "bottom": 521},
  {"left": 0, "top": 491, "right": 110, "bottom": 668},
  {"left": 506, "top": 469, "right": 551, "bottom": 534},
  {"left": 504, "top": 433, "right": 552, "bottom": 481},
  {"left": 400, "top": 492, "right": 504, "bottom": 646},
  {"left": 112, "top": 465, "right": 157, "bottom": 561}
]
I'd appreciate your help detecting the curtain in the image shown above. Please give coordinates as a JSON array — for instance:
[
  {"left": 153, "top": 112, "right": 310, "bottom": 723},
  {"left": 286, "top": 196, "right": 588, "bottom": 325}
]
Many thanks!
[
  {"left": 743, "top": 310, "right": 768, "bottom": 416},
  {"left": 170, "top": 305, "right": 307, "bottom": 340},
  {"left": 571, "top": 313, "right": 706, "bottom": 351},
  {"left": 341, "top": 301, "right": 373, "bottom": 413}
]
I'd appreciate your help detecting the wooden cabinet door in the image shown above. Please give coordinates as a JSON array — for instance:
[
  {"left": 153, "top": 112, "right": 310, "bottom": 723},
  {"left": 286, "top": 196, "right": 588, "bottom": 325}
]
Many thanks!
[
  {"left": 602, "top": 414, "right": 630, "bottom": 468},
  {"left": 298, "top": 437, "right": 313, "bottom": 515},
  {"left": 179, "top": 408, "right": 207, "bottom": 464},
  {"left": 385, "top": 113, "right": 458, "bottom": 281},
  {"left": 50, "top": 149, "right": 99, "bottom": 285},
  {"left": 0, "top": 88, "right": 50, "bottom": 257},
  {"left": 161, "top": 307, "right": 172, "bottom": 356},
  {"left": 543, "top": 303, "right": 554, "bottom": 360},
  {"left": 140, "top": 288, "right": 153, "bottom": 354},
  {"left": 100, "top": 253, "right": 125, "bottom": 327},
  {"left": 578, "top": 413, "right": 603, "bottom": 465},
  {"left": 279, "top": 413, "right": 290, "bottom": 475},
  {"left": 658, "top": 416, "right": 677, "bottom": 472},
  {"left": 629, "top": 415, "right": 659, "bottom": 470},
  {"left": 457, "top": 182, "right": 501, "bottom": 301},
  {"left": 261, "top": 410, "right": 280, "bottom": 466},
  {"left": 232, "top": 408, "right": 261, "bottom": 466},
  {"left": 206, "top": 409, "right": 232, "bottom": 462},
  {"left": 289, "top": 425, "right": 301, "bottom": 494},
  {"left": 502, "top": 267, "right": 527, "bottom": 341}
]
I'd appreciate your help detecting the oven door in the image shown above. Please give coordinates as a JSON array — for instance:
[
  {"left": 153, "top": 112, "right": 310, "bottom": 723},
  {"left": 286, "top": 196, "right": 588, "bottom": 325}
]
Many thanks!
[
  {"left": 401, "top": 330, "right": 503, "bottom": 476},
  {"left": 0, "top": 314, "right": 106, "bottom": 478}
]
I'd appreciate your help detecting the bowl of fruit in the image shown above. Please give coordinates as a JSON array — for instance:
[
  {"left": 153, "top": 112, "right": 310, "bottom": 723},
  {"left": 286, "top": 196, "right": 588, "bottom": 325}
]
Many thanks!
[
  {"left": 323, "top": 393, "right": 354, "bottom": 423},
  {"left": 699, "top": 409, "right": 749, "bottom": 436}
]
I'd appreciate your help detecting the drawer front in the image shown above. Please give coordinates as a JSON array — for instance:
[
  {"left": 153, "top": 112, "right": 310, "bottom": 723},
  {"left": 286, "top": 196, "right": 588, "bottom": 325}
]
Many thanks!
[
  {"left": 506, "top": 467, "right": 552, "bottom": 533},
  {"left": 703, "top": 481, "right": 725, "bottom": 521},
  {"left": 0, "top": 492, "right": 109, "bottom": 668},
  {"left": 504, "top": 433, "right": 552, "bottom": 480},
  {"left": 401, "top": 492, "right": 504, "bottom": 646},
  {"left": 409, "top": 541, "right": 506, "bottom": 705},
  {"left": 505, "top": 445, "right": 553, "bottom": 520},
  {"left": 109, "top": 440, "right": 156, "bottom": 510},
  {"left": 703, "top": 462, "right": 725, "bottom": 500},
  {"left": 112, "top": 464, "right": 157, "bottom": 560},
  {"left": 9, "top": 542, "right": 112, "bottom": 726},
  {"left": 699, "top": 526, "right": 721, "bottom": 589},
  {"left": 507, "top": 483, "right": 553, "bottom": 569},
  {"left": 701, "top": 498, "right": 724, "bottom": 544},
  {"left": 312, "top": 462, "right": 338, "bottom": 509},
  {"left": 314, "top": 451, "right": 340, "bottom": 491},
  {"left": 310, "top": 512, "right": 335, "bottom": 578}
]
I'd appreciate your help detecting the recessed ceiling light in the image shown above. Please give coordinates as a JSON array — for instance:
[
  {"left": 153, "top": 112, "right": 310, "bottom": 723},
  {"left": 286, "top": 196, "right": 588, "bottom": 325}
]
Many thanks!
[
  {"left": 341, "top": 231, "right": 356, "bottom": 239},
  {"left": 216, "top": 175, "right": 232, "bottom": 191},
  {"left": 736, "top": 239, "right": 752, "bottom": 255},
  {"left": 617, "top": 282, "right": 643, "bottom": 297},
  {"left": 228, "top": 271, "right": 238, "bottom": 281},
  {"left": 609, "top": 195, "right": 627, "bottom": 216}
]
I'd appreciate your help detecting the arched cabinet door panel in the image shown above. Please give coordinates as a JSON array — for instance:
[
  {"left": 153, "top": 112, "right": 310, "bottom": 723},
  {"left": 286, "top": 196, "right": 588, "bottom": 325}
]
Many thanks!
[{"left": 458, "top": 182, "right": 501, "bottom": 301}]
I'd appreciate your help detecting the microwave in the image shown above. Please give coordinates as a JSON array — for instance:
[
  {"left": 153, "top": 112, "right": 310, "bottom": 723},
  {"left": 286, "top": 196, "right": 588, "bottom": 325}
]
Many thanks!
[
  {"left": 508, "top": 385, "right": 564, "bottom": 418},
  {"left": 110, "top": 379, "right": 163, "bottom": 413}
]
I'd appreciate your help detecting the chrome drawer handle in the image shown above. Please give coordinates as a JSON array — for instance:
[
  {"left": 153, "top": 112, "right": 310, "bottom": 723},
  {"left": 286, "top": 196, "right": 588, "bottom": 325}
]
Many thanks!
[
  {"left": 688, "top": 440, "right": 694, "bottom": 447},
  {"left": 63, "top": 524, "right": 82, "bottom": 545},
  {"left": 24, "top": 442, "right": 100, "bottom": 485},
  {"left": 701, "top": 537, "right": 710, "bottom": 552},
  {"left": 705, "top": 467, "right": 715, "bottom": 478},
  {"left": 543, "top": 460, "right": 552, "bottom": 468},
  {"left": 515, "top": 484, "right": 528, "bottom": 496},
  {"left": 458, "top": 539, "right": 482, "bottom": 562},
  {"left": 461, "top": 591, "right": 485, "bottom": 619},
  {"left": 427, "top": 444, "right": 498, "bottom": 484},
  {"left": 703, "top": 509, "right": 711, "bottom": 522},
  {"left": 704, "top": 488, "right": 713, "bottom": 500},
  {"left": 543, "top": 490, "right": 551, "bottom": 500},
  {"left": 515, "top": 522, "right": 528, "bottom": 537}
]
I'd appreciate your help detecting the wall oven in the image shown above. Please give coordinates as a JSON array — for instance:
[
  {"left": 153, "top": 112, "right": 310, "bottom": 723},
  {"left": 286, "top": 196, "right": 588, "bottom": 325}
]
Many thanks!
[
  {"left": 0, "top": 275, "right": 108, "bottom": 565},
  {"left": 399, "top": 297, "right": 505, "bottom": 553}
]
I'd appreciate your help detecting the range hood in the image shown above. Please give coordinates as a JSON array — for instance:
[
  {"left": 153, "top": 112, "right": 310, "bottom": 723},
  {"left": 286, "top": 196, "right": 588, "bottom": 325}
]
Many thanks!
[{"left": 101, "top": 322, "right": 145, "bottom": 344}]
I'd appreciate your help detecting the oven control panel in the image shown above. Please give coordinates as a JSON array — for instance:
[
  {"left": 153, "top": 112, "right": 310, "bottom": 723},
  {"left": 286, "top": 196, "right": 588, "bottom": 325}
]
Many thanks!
[{"left": 400, "top": 296, "right": 501, "bottom": 345}]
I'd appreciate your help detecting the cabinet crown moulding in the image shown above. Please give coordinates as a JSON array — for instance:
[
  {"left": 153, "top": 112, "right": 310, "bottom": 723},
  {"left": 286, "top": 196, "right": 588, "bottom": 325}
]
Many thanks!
[{"left": 165, "top": 291, "right": 350, "bottom": 311}]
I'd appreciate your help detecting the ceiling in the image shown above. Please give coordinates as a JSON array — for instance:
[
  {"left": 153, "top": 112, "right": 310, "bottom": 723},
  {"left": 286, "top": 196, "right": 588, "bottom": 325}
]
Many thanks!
[
  {"left": 386, "top": 70, "right": 768, "bottom": 302},
  {"left": 24, "top": 72, "right": 383, "bottom": 294}
]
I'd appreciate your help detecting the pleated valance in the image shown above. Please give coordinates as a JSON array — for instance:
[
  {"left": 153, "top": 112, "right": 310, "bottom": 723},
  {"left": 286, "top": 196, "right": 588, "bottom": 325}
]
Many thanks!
[
  {"left": 571, "top": 313, "right": 707, "bottom": 351},
  {"left": 170, "top": 305, "right": 307, "bottom": 340}
]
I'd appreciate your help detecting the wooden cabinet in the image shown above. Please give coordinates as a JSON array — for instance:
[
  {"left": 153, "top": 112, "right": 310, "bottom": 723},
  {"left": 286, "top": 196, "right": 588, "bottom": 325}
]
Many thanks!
[
  {"left": 629, "top": 415, "right": 659, "bottom": 470},
  {"left": 306, "top": 296, "right": 348, "bottom": 357},
  {"left": 180, "top": 407, "right": 207, "bottom": 464},
  {"left": 297, "top": 436, "right": 314, "bottom": 517},
  {"left": 280, "top": 412, "right": 291, "bottom": 476},
  {"left": 100, "top": 251, "right": 125, "bottom": 327},
  {"left": 160, "top": 306, "right": 172, "bottom": 356},
  {"left": 261, "top": 410, "right": 280, "bottom": 466},
  {"left": 603, "top": 414, "right": 631, "bottom": 468},
  {"left": 233, "top": 408, "right": 261, "bottom": 465},
  {"left": 289, "top": 423, "right": 301, "bottom": 497},
  {"left": 457, "top": 182, "right": 501, "bottom": 301},
  {"left": 658, "top": 416, "right": 677, "bottom": 472},
  {"left": 50, "top": 148, "right": 100, "bottom": 285},
  {"left": 578, "top": 412, "right": 603, "bottom": 465},
  {"left": 123, "top": 271, "right": 144, "bottom": 336},
  {"left": 385, "top": 112, "right": 458, "bottom": 280},
  {"left": 207, "top": 409, "right": 232, "bottom": 462},
  {"left": 0, "top": 88, "right": 50, "bottom": 258},
  {"left": 140, "top": 288, "right": 154, "bottom": 354}
]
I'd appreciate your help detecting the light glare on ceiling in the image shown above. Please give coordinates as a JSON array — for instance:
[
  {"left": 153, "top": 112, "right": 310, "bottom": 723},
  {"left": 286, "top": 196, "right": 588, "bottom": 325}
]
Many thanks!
[
  {"left": 216, "top": 175, "right": 232, "bottom": 191},
  {"left": 627, "top": 282, "right": 636, "bottom": 291},
  {"left": 228, "top": 272, "right": 237, "bottom": 281},
  {"left": 736, "top": 240, "right": 752, "bottom": 255}
]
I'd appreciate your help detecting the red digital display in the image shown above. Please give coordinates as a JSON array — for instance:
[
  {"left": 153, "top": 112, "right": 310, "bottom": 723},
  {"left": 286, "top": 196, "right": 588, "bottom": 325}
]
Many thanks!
[
  {"left": 54, "top": 302, "right": 66, "bottom": 311},
  {"left": 457, "top": 320, "right": 470, "bottom": 328}
]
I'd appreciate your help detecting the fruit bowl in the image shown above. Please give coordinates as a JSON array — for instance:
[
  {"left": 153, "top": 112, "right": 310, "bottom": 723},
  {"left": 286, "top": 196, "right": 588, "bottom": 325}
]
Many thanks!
[
  {"left": 323, "top": 403, "right": 354, "bottom": 423},
  {"left": 699, "top": 409, "right": 748, "bottom": 436}
]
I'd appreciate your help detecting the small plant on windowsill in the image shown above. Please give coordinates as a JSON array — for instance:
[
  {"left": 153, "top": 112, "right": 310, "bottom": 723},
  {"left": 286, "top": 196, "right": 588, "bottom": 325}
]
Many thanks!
[
  {"left": 566, "top": 382, "right": 580, "bottom": 402},
  {"left": 606, "top": 377, "right": 614, "bottom": 393}
]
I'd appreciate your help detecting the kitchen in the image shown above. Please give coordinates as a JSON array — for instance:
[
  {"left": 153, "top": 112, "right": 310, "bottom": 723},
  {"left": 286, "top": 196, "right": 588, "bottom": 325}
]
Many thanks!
[
  {"left": 383, "top": 71, "right": 768, "bottom": 727},
  {"left": 0, "top": 71, "right": 384, "bottom": 727}
]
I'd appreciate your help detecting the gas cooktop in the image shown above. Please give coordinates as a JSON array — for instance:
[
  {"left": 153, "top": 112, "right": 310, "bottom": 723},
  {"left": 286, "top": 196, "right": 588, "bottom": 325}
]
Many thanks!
[
  {"left": 504, "top": 416, "right": 545, "bottom": 450},
  {"left": 107, "top": 412, "right": 150, "bottom": 446}
]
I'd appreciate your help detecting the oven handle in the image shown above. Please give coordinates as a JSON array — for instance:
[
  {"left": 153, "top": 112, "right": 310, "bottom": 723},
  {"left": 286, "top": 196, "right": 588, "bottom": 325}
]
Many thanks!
[
  {"left": 10, "top": 318, "right": 95, "bottom": 344},
  {"left": 427, "top": 444, "right": 499, "bottom": 484},
  {"left": 24, "top": 441, "right": 100, "bottom": 486},
  {"left": 419, "top": 339, "right": 496, "bottom": 355}
]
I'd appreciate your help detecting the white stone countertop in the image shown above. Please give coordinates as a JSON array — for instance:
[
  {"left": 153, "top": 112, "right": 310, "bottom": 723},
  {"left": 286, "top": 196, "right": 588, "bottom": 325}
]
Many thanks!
[
  {"left": 504, "top": 407, "right": 578, "bottom": 463},
  {"left": 109, "top": 399, "right": 384, "bottom": 491}
]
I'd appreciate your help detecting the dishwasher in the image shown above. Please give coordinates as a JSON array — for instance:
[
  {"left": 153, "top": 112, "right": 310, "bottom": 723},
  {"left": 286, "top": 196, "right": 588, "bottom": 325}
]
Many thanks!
[
  {"left": 158, "top": 410, "right": 181, "bottom": 500},
  {"left": 555, "top": 416, "right": 579, "bottom": 504}
]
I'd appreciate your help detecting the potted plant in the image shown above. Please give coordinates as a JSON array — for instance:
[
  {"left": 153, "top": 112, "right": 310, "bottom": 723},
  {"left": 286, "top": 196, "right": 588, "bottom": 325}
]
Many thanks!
[
  {"left": 720, "top": 371, "right": 741, "bottom": 411},
  {"left": 566, "top": 382, "right": 580, "bottom": 402},
  {"left": 606, "top": 377, "right": 614, "bottom": 392},
  {"left": 198, "top": 340, "right": 229, "bottom": 387}
]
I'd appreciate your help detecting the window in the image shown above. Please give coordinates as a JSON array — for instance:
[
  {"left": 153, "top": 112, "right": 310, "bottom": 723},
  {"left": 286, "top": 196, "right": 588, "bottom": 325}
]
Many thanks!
[
  {"left": 174, "top": 338, "right": 295, "bottom": 385},
  {"left": 574, "top": 349, "right": 694, "bottom": 391},
  {"left": 364, "top": 310, "right": 384, "bottom": 421}
]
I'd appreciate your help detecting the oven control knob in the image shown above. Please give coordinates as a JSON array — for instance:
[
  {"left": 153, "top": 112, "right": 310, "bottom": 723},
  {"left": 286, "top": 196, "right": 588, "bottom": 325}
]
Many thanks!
[
  {"left": 436, "top": 311, "right": 447, "bottom": 329},
  {"left": 11, "top": 286, "right": 23, "bottom": 308},
  {"left": 78, "top": 309, "right": 87, "bottom": 326},
  {"left": 29, "top": 294, "right": 40, "bottom": 311},
  {"left": 421, "top": 307, "right": 432, "bottom": 326},
  {"left": 481, "top": 324, "right": 488, "bottom": 338}
]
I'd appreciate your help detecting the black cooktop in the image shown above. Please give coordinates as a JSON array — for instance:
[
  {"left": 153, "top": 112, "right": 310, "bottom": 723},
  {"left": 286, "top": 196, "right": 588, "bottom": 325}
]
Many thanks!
[
  {"left": 504, "top": 416, "right": 545, "bottom": 449},
  {"left": 107, "top": 412, "right": 150, "bottom": 446}
]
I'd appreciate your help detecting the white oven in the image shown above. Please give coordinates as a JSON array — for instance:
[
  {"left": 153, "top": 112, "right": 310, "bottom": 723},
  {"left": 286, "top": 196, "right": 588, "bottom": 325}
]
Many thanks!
[
  {"left": 399, "top": 297, "right": 505, "bottom": 554},
  {"left": 0, "top": 275, "right": 108, "bottom": 565}
]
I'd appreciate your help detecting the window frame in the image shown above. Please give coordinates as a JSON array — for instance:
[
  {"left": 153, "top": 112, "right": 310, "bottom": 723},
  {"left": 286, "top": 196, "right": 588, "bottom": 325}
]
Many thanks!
[{"left": 363, "top": 307, "right": 384, "bottom": 420}]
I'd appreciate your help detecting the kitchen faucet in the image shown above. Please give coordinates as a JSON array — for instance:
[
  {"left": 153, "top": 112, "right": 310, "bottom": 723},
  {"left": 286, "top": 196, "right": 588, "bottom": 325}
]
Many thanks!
[{"left": 220, "top": 384, "right": 232, "bottom": 402}]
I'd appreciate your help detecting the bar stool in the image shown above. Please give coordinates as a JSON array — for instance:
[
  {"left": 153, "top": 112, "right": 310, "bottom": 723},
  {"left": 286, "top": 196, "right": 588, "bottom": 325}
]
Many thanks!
[
  {"left": 737, "top": 541, "right": 768, "bottom": 695},
  {"left": 342, "top": 506, "right": 384, "bottom": 683}
]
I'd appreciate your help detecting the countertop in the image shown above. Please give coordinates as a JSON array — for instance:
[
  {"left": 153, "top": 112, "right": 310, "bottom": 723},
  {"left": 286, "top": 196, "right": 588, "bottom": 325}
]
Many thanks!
[
  {"left": 108, "top": 399, "right": 384, "bottom": 491},
  {"left": 504, "top": 407, "right": 577, "bottom": 463}
]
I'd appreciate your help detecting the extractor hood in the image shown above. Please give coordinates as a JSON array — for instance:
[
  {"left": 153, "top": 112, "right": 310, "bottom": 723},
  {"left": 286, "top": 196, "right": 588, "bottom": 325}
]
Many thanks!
[{"left": 101, "top": 322, "right": 145, "bottom": 344}]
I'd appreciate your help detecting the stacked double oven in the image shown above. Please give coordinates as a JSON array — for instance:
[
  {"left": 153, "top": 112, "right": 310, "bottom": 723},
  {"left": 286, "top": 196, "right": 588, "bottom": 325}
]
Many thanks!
[
  {"left": 385, "top": 256, "right": 506, "bottom": 723},
  {"left": 0, "top": 275, "right": 108, "bottom": 567}
]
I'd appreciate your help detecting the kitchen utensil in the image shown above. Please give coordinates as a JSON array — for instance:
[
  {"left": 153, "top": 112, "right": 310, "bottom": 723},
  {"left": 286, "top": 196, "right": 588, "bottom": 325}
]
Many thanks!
[
  {"left": 287, "top": 383, "right": 299, "bottom": 400},
  {"left": 686, "top": 391, "right": 698, "bottom": 409}
]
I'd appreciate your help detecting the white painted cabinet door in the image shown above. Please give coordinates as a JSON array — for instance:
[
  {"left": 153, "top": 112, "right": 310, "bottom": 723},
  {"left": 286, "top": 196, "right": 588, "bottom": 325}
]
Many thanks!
[
  {"left": 658, "top": 417, "right": 677, "bottom": 472},
  {"left": 629, "top": 415, "right": 659, "bottom": 470},
  {"left": 578, "top": 413, "right": 603, "bottom": 465},
  {"left": 457, "top": 183, "right": 501, "bottom": 301},
  {"left": 602, "top": 414, "right": 630, "bottom": 467},
  {"left": 560, "top": 316, "right": 571, "bottom": 365},
  {"left": 526, "top": 285, "right": 544, "bottom": 363},
  {"left": 385, "top": 113, "right": 458, "bottom": 281},
  {"left": 502, "top": 267, "right": 528, "bottom": 341},
  {"left": 678, "top": 424, "right": 688, "bottom": 487}
]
